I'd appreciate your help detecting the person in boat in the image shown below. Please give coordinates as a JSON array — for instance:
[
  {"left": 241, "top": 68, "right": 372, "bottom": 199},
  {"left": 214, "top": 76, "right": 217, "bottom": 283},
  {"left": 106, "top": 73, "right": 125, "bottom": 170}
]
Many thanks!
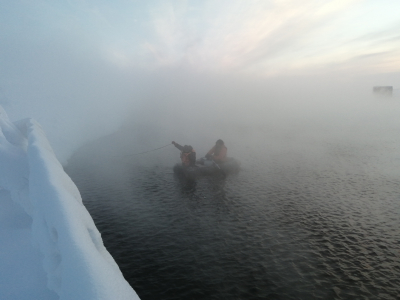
[
  {"left": 205, "top": 139, "right": 227, "bottom": 163},
  {"left": 172, "top": 141, "right": 196, "bottom": 167}
]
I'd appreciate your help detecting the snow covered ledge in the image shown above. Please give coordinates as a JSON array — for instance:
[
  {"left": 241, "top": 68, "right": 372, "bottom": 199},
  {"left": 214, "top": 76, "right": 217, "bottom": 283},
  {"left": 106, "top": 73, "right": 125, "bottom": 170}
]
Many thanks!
[{"left": 0, "top": 106, "right": 139, "bottom": 300}]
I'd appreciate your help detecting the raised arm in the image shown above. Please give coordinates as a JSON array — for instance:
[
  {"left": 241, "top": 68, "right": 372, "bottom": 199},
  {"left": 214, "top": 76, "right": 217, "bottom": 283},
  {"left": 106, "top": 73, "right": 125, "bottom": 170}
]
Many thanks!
[{"left": 172, "top": 141, "right": 184, "bottom": 151}]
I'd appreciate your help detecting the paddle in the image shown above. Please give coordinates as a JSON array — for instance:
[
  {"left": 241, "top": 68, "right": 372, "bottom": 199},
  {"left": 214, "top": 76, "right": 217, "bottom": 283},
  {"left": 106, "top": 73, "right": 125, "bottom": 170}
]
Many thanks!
[
  {"left": 212, "top": 159, "right": 221, "bottom": 170},
  {"left": 212, "top": 159, "right": 227, "bottom": 177},
  {"left": 203, "top": 156, "right": 224, "bottom": 175}
]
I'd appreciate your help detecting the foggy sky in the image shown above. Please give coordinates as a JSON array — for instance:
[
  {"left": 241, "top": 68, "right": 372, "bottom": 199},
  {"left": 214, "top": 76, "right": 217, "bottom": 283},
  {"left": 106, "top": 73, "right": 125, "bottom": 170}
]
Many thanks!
[{"left": 0, "top": 0, "right": 399, "bottom": 163}]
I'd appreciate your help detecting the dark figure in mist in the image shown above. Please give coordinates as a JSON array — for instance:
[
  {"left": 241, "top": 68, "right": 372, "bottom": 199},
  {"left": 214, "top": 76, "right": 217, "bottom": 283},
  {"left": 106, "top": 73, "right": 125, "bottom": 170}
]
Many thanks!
[
  {"left": 172, "top": 141, "right": 196, "bottom": 167},
  {"left": 206, "top": 139, "right": 227, "bottom": 163}
]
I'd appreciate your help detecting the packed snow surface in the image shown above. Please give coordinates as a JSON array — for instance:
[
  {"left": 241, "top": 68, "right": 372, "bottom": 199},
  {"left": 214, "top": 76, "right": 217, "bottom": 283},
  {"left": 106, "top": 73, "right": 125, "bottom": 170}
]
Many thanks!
[{"left": 0, "top": 105, "right": 139, "bottom": 300}]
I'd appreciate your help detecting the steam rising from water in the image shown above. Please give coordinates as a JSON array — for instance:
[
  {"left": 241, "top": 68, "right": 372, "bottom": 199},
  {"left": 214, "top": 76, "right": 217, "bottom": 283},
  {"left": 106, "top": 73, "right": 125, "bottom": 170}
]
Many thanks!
[
  {"left": 3, "top": 58, "right": 400, "bottom": 165},
  {"left": 65, "top": 73, "right": 400, "bottom": 299}
]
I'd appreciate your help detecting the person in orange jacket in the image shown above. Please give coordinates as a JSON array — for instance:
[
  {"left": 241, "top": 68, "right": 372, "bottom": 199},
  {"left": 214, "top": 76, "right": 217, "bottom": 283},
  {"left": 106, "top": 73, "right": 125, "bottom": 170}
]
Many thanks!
[
  {"left": 172, "top": 141, "right": 196, "bottom": 167},
  {"left": 206, "top": 139, "right": 227, "bottom": 163}
]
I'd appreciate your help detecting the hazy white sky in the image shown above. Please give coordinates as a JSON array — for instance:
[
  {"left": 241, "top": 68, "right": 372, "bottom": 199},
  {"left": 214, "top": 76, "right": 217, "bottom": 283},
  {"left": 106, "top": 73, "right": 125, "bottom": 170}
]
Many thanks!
[
  {"left": 0, "top": 0, "right": 399, "bottom": 162},
  {"left": 1, "top": 0, "right": 399, "bottom": 77}
]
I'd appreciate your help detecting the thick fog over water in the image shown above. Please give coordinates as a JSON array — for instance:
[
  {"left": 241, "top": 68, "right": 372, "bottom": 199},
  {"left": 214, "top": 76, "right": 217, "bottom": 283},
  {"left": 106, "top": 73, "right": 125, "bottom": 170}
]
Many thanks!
[
  {"left": 54, "top": 64, "right": 400, "bottom": 192},
  {"left": 2, "top": 54, "right": 400, "bottom": 165},
  {"left": 64, "top": 71, "right": 400, "bottom": 299}
]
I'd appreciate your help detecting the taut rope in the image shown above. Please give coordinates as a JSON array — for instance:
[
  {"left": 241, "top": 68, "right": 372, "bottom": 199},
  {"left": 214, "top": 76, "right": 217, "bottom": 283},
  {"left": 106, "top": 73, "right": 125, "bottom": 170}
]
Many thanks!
[{"left": 126, "top": 143, "right": 172, "bottom": 156}]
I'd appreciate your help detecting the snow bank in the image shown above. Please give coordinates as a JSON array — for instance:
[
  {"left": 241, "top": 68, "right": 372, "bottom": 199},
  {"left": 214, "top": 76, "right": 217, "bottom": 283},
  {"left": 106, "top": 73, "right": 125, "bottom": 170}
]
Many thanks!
[{"left": 0, "top": 106, "right": 139, "bottom": 300}]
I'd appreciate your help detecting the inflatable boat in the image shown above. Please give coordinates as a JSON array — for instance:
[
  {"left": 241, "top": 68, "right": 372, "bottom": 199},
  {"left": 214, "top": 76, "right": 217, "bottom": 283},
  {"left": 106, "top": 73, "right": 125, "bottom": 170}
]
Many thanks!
[{"left": 173, "top": 158, "right": 240, "bottom": 179}]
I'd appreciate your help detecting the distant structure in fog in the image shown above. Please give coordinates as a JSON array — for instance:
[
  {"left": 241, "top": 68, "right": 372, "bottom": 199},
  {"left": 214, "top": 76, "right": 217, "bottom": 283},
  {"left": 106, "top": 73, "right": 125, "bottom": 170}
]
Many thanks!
[{"left": 373, "top": 86, "right": 393, "bottom": 96}]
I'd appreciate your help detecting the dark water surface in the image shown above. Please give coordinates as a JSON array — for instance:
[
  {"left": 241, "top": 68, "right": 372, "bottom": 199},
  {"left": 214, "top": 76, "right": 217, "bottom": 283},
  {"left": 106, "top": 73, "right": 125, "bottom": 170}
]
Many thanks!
[{"left": 65, "top": 122, "right": 400, "bottom": 300}]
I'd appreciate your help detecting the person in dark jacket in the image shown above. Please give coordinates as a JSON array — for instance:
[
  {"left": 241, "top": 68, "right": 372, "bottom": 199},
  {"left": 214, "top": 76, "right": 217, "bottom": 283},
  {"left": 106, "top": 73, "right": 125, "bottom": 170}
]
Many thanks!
[{"left": 172, "top": 141, "right": 196, "bottom": 166}]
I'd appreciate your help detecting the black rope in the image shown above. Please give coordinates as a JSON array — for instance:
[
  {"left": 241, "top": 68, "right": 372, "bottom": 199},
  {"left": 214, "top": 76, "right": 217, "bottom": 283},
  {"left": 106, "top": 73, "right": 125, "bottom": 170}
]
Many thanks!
[{"left": 126, "top": 143, "right": 172, "bottom": 156}]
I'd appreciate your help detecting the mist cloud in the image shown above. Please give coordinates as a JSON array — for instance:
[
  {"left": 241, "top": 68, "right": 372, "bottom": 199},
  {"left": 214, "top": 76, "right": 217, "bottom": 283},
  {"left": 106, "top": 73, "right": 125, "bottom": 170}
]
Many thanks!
[{"left": 1, "top": 0, "right": 399, "bottom": 163}]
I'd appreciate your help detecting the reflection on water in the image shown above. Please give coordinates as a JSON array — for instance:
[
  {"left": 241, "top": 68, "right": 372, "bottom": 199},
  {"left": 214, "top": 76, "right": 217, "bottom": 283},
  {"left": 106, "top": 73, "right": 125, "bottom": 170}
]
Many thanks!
[{"left": 66, "top": 128, "right": 400, "bottom": 300}]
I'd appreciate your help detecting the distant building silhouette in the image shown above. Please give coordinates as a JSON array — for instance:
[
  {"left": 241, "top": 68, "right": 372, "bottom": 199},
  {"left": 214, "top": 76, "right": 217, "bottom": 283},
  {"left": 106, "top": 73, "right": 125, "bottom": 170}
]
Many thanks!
[{"left": 373, "top": 86, "right": 393, "bottom": 96}]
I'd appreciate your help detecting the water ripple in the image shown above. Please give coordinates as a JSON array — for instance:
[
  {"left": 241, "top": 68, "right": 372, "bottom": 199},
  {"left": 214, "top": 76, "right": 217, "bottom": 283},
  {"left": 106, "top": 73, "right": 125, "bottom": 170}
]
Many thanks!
[{"left": 66, "top": 140, "right": 400, "bottom": 300}]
